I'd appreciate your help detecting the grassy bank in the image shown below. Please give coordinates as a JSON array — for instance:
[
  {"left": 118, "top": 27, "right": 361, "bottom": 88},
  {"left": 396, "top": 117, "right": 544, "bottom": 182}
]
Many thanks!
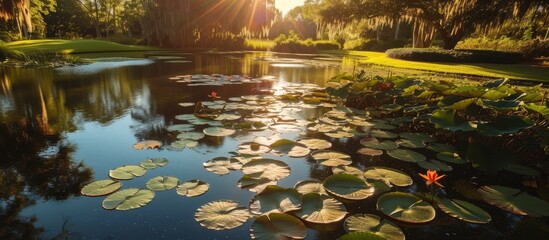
[
  {"left": 5, "top": 39, "right": 158, "bottom": 54},
  {"left": 323, "top": 50, "right": 548, "bottom": 83}
]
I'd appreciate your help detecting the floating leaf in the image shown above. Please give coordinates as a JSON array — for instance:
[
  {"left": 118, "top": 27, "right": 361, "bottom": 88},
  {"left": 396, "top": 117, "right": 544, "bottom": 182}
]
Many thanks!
[
  {"left": 238, "top": 174, "right": 277, "bottom": 193},
  {"left": 377, "top": 192, "right": 435, "bottom": 223},
  {"left": 132, "top": 140, "right": 162, "bottom": 150},
  {"left": 270, "top": 139, "right": 310, "bottom": 157},
  {"left": 358, "top": 147, "right": 384, "bottom": 156},
  {"left": 360, "top": 138, "right": 398, "bottom": 150},
  {"left": 203, "top": 127, "right": 235, "bottom": 137},
  {"left": 81, "top": 179, "right": 122, "bottom": 197},
  {"left": 363, "top": 167, "right": 413, "bottom": 187},
  {"left": 269, "top": 124, "right": 302, "bottom": 133},
  {"left": 195, "top": 200, "right": 250, "bottom": 230},
  {"left": 215, "top": 113, "right": 241, "bottom": 121},
  {"left": 436, "top": 152, "right": 467, "bottom": 164},
  {"left": 344, "top": 213, "right": 405, "bottom": 240},
  {"left": 387, "top": 149, "right": 426, "bottom": 163},
  {"left": 177, "top": 180, "right": 210, "bottom": 197},
  {"left": 102, "top": 188, "right": 154, "bottom": 211},
  {"left": 238, "top": 142, "right": 271, "bottom": 155},
  {"left": 109, "top": 165, "right": 147, "bottom": 180},
  {"left": 250, "top": 213, "right": 307, "bottom": 240},
  {"left": 250, "top": 186, "right": 302, "bottom": 215},
  {"left": 171, "top": 139, "right": 199, "bottom": 149},
  {"left": 177, "top": 132, "right": 205, "bottom": 140},
  {"left": 325, "top": 131, "right": 354, "bottom": 139},
  {"left": 333, "top": 165, "right": 365, "bottom": 180},
  {"left": 430, "top": 109, "right": 475, "bottom": 132},
  {"left": 339, "top": 231, "right": 386, "bottom": 240},
  {"left": 477, "top": 185, "right": 549, "bottom": 217},
  {"left": 179, "top": 102, "right": 195, "bottom": 107},
  {"left": 467, "top": 143, "right": 514, "bottom": 173},
  {"left": 323, "top": 173, "right": 374, "bottom": 200},
  {"left": 523, "top": 103, "right": 549, "bottom": 120},
  {"left": 203, "top": 157, "right": 242, "bottom": 175},
  {"left": 418, "top": 160, "right": 453, "bottom": 172},
  {"left": 311, "top": 150, "right": 353, "bottom": 167},
  {"left": 438, "top": 198, "right": 491, "bottom": 224},
  {"left": 294, "top": 193, "right": 347, "bottom": 224},
  {"left": 242, "top": 159, "right": 291, "bottom": 181},
  {"left": 399, "top": 132, "right": 436, "bottom": 143},
  {"left": 297, "top": 138, "right": 332, "bottom": 150},
  {"left": 295, "top": 180, "right": 327, "bottom": 195},
  {"left": 370, "top": 130, "right": 398, "bottom": 139},
  {"left": 504, "top": 163, "right": 540, "bottom": 176},
  {"left": 477, "top": 115, "right": 534, "bottom": 136},
  {"left": 395, "top": 139, "right": 426, "bottom": 148},
  {"left": 139, "top": 158, "right": 169, "bottom": 169},
  {"left": 146, "top": 176, "right": 180, "bottom": 191},
  {"left": 427, "top": 143, "right": 456, "bottom": 153},
  {"left": 481, "top": 99, "right": 520, "bottom": 112},
  {"left": 167, "top": 124, "right": 195, "bottom": 132}
]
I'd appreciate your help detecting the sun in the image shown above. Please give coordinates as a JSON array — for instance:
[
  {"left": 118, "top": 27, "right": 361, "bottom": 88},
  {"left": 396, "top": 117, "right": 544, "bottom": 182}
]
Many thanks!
[{"left": 275, "top": 0, "right": 305, "bottom": 16}]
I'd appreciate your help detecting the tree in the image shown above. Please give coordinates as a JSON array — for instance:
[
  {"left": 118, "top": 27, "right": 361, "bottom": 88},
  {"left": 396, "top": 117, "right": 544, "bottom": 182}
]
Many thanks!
[
  {"left": 44, "top": 0, "right": 93, "bottom": 38},
  {"left": 0, "top": 0, "right": 32, "bottom": 39}
]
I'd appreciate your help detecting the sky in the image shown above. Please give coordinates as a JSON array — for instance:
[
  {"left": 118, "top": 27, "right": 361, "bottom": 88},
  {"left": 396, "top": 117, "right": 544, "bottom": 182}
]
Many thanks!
[{"left": 275, "top": 0, "right": 305, "bottom": 16}]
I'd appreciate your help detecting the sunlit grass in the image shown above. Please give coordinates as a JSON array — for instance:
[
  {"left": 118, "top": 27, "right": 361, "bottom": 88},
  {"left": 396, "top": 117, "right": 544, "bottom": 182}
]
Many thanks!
[
  {"left": 323, "top": 50, "right": 549, "bottom": 82},
  {"left": 6, "top": 39, "right": 158, "bottom": 54},
  {"left": 244, "top": 39, "right": 276, "bottom": 51}
]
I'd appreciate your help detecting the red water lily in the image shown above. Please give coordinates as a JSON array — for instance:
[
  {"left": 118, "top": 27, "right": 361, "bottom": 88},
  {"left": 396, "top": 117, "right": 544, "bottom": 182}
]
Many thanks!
[
  {"left": 419, "top": 170, "right": 445, "bottom": 187},
  {"left": 208, "top": 91, "right": 220, "bottom": 99}
]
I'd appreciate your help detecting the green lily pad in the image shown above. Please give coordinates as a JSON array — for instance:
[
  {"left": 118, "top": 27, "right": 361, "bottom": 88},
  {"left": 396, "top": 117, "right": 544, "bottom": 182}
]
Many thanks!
[
  {"left": 477, "top": 115, "right": 534, "bottom": 136},
  {"left": 478, "top": 185, "right": 549, "bottom": 217},
  {"left": 238, "top": 174, "right": 277, "bottom": 193},
  {"left": 370, "top": 130, "right": 398, "bottom": 139},
  {"left": 344, "top": 213, "right": 405, "bottom": 240},
  {"left": 481, "top": 90, "right": 509, "bottom": 100},
  {"left": 297, "top": 138, "right": 332, "bottom": 150},
  {"left": 269, "top": 124, "right": 303, "bottom": 133},
  {"left": 380, "top": 104, "right": 403, "bottom": 112},
  {"left": 195, "top": 200, "right": 250, "bottom": 230},
  {"left": 81, "top": 179, "right": 122, "bottom": 197},
  {"left": 171, "top": 139, "right": 199, "bottom": 149},
  {"left": 376, "top": 192, "right": 435, "bottom": 223},
  {"left": 467, "top": 142, "right": 514, "bottom": 173},
  {"left": 167, "top": 124, "right": 195, "bottom": 132},
  {"left": 455, "top": 179, "right": 483, "bottom": 201},
  {"left": 295, "top": 180, "right": 327, "bottom": 195},
  {"left": 295, "top": 193, "right": 347, "bottom": 224},
  {"left": 132, "top": 140, "right": 162, "bottom": 150},
  {"left": 418, "top": 160, "right": 453, "bottom": 172},
  {"left": 430, "top": 109, "right": 475, "bottom": 132},
  {"left": 238, "top": 142, "right": 271, "bottom": 155},
  {"left": 203, "top": 127, "right": 235, "bottom": 137},
  {"left": 102, "top": 188, "right": 155, "bottom": 211},
  {"left": 446, "top": 98, "right": 477, "bottom": 111},
  {"left": 139, "top": 158, "right": 169, "bottom": 170},
  {"left": 176, "top": 180, "right": 210, "bottom": 197},
  {"left": 311, "top": 150, "right": 353, "bottom": 167},
  {"left": 503, "top": 163, "right": 540, "bottom": 176},
  {"left": 215, "top": 113, "right": 242, "bottom": 121},
  {"left": 387, "top": 149, "right": 426, "bottom": 163},
  {"left": 358, "top": 147, "right": 384, "bottom": 156},
  {"left": 339, "top": 231, "right": 387, "bottom": 240},
  {"left": 250, "top": 213, "right": 307, "bottom": 240},
  {"left": 436, "top": 152, "right": 467, "bottom": 164},
  {"left": 370, "top": 121, "right": 396, "bottom": 130},
  {"left": 250, "top": 186, "right": 302, "bottom": 215},
  {"left": 427, "top": 143, "right": 456, "bottom": 153},
  {"left": 203, "top": 157, "right": 242, "bottom": 175},
  {"left": 270, "top": 139, "right": 310, "bottom": 157},
  {"left": 333, "top": 165, "right": 365, "bottom": 180},
  {"left": 323, "top": 173, "right": 374, "bottom": 201},
  {"left": 363, "top": 167, "right": 413, "bottom": 187},
  {"left": 438, "top": 198, "right": 491, "bottom": 224},
  {"left": 395, "top": 139, "right": 426, "bottom": 148},
  {"left": 325, "top": 131, "right": 355, "bottom": 139},
  {"left": 109, "top": 165, "right": 147, "bottom": 180},
  {"left": 523, "top": 103, "right": 549, "bottom": 120},
  {"left": 242, "top": 159, "right": 291, "bottom": 181},
  {"left": 399, "top": 132, "right": 436, "bottom": 143},
  {"left": 360, "top": 138, "right": 398, "bottom": 150},
  {"left": 146, "top": 176, "right": 180, "bottom": 191},
  {"left": 481, "top": 99, "right": 520, "bottom": 112},
  {"left": 177, "top": 132, "right": 205, "bottom": 140}
]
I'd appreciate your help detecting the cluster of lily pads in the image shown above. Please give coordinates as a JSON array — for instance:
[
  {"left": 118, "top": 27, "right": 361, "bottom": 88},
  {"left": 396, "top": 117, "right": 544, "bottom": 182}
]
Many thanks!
[
  {"left": 81, "top": 74, "right": 549, "bottom": 239},
  {"left": 168, "top": 74, "right": 263, "bottom": 86}
]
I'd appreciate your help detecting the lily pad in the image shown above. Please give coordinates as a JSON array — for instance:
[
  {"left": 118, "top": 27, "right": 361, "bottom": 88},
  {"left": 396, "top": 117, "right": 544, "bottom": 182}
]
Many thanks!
[
  {"left": 203, "top": 127, "right": 235, "bottom": 137},
  {"left": 132, "top": 140, "right": 162, "bottom": 150},
  {"left": 242, "top": 159, "right": 291, "bottom": 181},
  {"left": 325, "top": 131, "right": 354, "bottom": 139},
  {"left": 418, "top": 160, "right": 453, "bottom": 172},
  {"left": 203, "top": 157, "right": 242, "bottom": 175},
  {"left": 269, "top": 124, "right": 303, "bottom": 133},
  {"left": 399, "top": 132, "right": 436, "bottom": 143},
  {"left": 270, "top": 139, "right": 310, "bottom": 157},
  {"left": 339, "top": 231, "right": 386, "bottom": 240},
  {"left": 146, "top": 176, "right": 179, "bottom": 191},
  {"left": 360, "top": 138, "right": 398, "bottom": 150},
  {"left": 195, "top": 200, "right": 250, "bottom": 230},
  {"left": 81, "top": 179, "right": 122, "bottom": 197},
  {"left": 171, "top": 139, "right": 199, "bottom": 149},
  {"left": 109, "top": 165, "right": 147, "bottom": 180},
  {"left": 250, "top": 186, "right": 302, "bottom": 215},
  {"left": 238, "top": 142, "right": 272, "bottom": 155},
  {"left": 430, "top": 109, "right": 475, "bottom": 132},
  {"left": 363, "top": 167, "right": 413, "bottom": 187},
  {"left": 376, "top": 192, "right": 436, "bottom": 223},
  {"left": 370, "top": 130, "right": 398, "bottom": 139},
  {"left": 176, "top": 180, "right": 210, "bottom": 197},
  {"left": 467, "top": 143, "right": 514, "bottom": 173},
  {"left": 311, "top": 151, "right": 353, "bottom": 167},
  {"left": 167, "top": 124, "right": 195, "bottom": 132},
  {"left": 427, "top": 143, "right": 456, "bottom": 153},
  {"left": 438, "top": 198, "right": 491, "bottom": 224},
  {"left": 358, "top": 147, "right": 384, "bottom": 156},
  {"left": 294, "top": 193, "right": 347, "bottom": 224},
  {"left": 333, "top": 165, "right": 365, "bottom": 180},
  {"left": 102, "top": 188, "right": 154, "bottom": 211},
  {"left": 215, "top": 113, "right": 241, "bottom": 121},
  {"left": 323, "top": 173, "right": 374, "bottom": 200},
  {"left": 238, "top": 174, "right": 277, "bottom": 193},
  {"left": 477, "top": 115, "right": 534, "bottom": 136},
  {"left": 477, "top": 185, "right": 549, "bottom": 217},
  {"left": 295, "top": 180, "right": 327, "bottom": 195},
  {"left": 139, "top": 158, "right": 169, "bottom": 169},
  {"left": 395, "top": 139, "right": 426, "bottom": 148},
  {"left": 250, "top": 213, "right": 307, "bottom": 240},
  {"left": 344, "top": 213, "right": 405, "bottom": 240},
  {"left": 387, "top": 149, "right": 426, "bottom": 163},
  {"left": 177, "top": 132, "right": 205, "bottom": 141},
  {"left": 297, "top": 138, "right": 332, "bottom": 150},
  {"left": 503, "top": 163, "right": 540, "bottom": 176},
  {"left": 436, "top": 152, "right": 467, "bottom": 164}
]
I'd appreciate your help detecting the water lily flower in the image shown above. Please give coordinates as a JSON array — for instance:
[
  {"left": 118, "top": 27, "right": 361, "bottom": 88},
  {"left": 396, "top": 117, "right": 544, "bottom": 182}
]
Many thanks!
[
  {"left": 208, "top": 91, "right": 220, "bottom": 99},
  {"left": 419, "top": 170, "right": 445, "bottom": 187}
]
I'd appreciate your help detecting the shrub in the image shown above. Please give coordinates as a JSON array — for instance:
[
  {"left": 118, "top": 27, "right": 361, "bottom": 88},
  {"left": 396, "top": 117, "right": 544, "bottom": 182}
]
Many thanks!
[
  {"left": 456, "top": 37, "right": 549, "bottom": 59},
  {"left": 312, "top": 40, "right": 340, "bottom": 51},
  {"left": 0, "top": 31, "right": 18, "bottom": 42},
  {"left": 344, "top": 38, "right": 405, "bottom": 52},
  {"left": 272, "top": 32, "right": 340, "bottom": 53},
  {"left": 244, "top": 39, "right": 276, "bottom": 51},
  {"left": 386, "top": 48, "right": 524, "bottom": 64}
]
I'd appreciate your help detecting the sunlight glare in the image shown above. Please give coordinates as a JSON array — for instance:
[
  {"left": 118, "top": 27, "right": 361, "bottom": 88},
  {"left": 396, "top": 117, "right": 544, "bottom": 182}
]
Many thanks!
[{"left": 275, "top": 0, "right": 305, "bottom": 16}]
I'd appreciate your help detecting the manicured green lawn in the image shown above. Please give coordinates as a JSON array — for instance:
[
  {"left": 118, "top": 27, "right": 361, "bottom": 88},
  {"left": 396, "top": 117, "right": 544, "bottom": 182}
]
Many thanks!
[
  {"left": 5, "top": 39, "right": 158, "bottom": 54},
  {"left": 324, "top": 50, "right": 549, "bottom": 83}
]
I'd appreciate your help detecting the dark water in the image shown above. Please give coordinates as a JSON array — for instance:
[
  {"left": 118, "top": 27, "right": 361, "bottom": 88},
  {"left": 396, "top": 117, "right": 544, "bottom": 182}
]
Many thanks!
[{"left": 0, "top": 52, "right": 545, "bottom": 240}]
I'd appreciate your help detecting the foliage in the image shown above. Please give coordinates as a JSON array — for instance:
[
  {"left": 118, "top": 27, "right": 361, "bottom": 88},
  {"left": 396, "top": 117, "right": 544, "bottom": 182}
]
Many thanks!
[
  {"left": 386, "top": 48, "right": 524, "bottom": 64},
  {"left": 244, "top": 39, "right": 276, "bottom": 51},
  {"left": 457, "top": 37, "right": 549, "bottom": 59},
  {"left": 344, "top": 39, "right": 406, "bottom": 52},
  {"left": 0, "top": 44, "right": 81, "bottom": 67},
  {"left": 273, "top": 31, "right": 340, "bottom": 53}
]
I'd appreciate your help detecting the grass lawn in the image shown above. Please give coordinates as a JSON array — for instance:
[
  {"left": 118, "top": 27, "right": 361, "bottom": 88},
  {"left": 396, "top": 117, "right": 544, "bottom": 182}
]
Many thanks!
[
  {"left": 5, "top": 39, "right": 159, "bottom": 54},
  {"left": 323, "top": 50, "right": 549, "bottom": 83}
]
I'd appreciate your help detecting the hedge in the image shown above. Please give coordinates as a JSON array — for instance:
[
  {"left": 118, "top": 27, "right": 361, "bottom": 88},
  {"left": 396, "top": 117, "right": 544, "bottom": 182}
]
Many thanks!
[{"left": 386, "top": 48, "right": 524, "bottom": 64}]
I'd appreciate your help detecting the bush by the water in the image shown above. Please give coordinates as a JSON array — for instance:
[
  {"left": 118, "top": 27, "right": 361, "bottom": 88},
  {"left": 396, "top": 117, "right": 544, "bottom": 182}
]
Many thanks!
[
  {"left": 0, "top": 45, "right": 81, "bottom": 67},
  {"left": 273, "top": 31, "right": 340, "bottom": 53},
  {"left": 456, "top": 37, "right": 549, "bottom": 59},
  {"left": 344, "top": 39, "right": 405, "bottom": 52},
  {"left": 386, "top": 48, "right": 524, "bottom": 64}
]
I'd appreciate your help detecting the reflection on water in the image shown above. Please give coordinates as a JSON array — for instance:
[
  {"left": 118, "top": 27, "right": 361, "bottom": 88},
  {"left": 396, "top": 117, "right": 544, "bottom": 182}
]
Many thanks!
[{"left": 0, "top": 52, "right": 350, "bottom": 239}]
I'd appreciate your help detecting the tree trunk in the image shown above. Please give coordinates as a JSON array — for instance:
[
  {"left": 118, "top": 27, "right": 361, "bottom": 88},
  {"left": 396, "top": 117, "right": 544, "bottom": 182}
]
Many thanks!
[
  {"left": 93, "top": 0, "right": 101, "bottom": 38},
  {"left": 394, "top": 19, "right": 400, "bottom": 41}
]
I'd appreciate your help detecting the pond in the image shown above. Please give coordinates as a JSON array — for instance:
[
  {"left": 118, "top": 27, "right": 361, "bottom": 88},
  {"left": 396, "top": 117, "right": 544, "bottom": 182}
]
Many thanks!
[{"left": 0, "top": 51, "right": 547, "bottom": 240}]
